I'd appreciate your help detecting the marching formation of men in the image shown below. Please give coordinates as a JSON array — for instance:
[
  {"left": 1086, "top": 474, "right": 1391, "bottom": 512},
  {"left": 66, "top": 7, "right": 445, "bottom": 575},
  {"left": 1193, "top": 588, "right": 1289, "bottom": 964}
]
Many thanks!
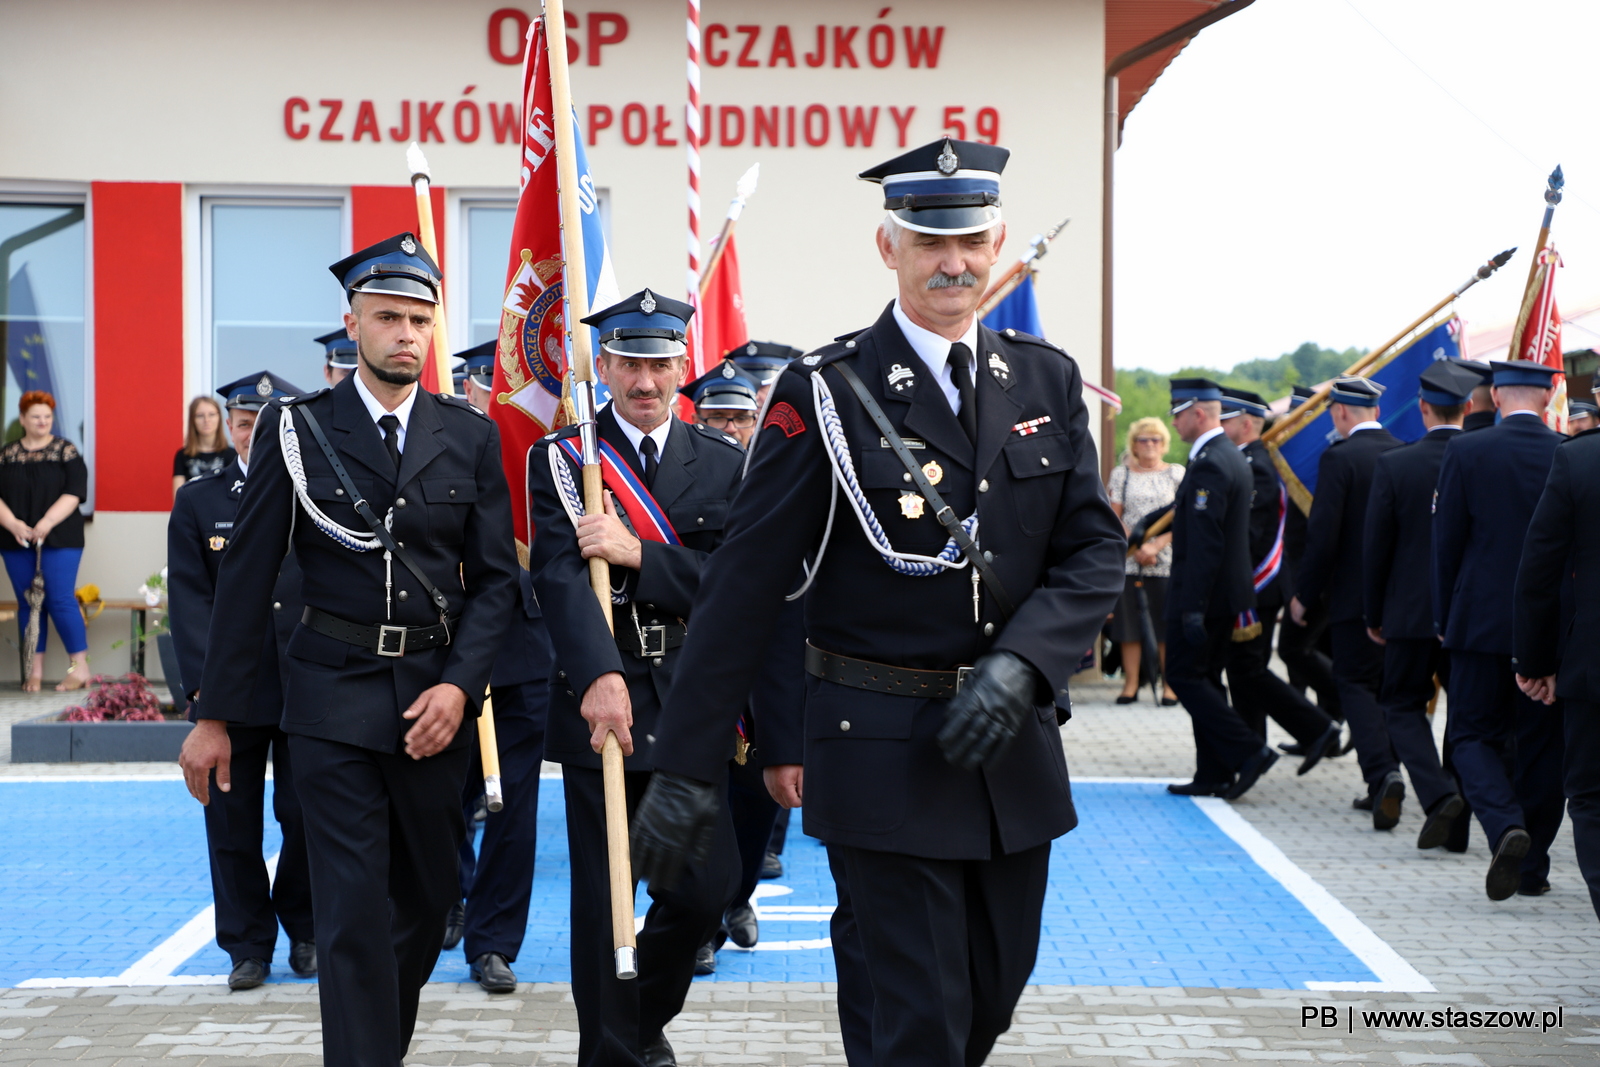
[{"left": 156, "top": 129, "right": 1598, "bottom": 1067}]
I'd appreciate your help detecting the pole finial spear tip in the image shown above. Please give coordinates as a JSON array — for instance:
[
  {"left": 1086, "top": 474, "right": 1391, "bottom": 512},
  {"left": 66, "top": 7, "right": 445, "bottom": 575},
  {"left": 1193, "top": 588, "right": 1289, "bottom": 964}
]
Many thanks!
[
  {"left": 1547, "top": 165, "right": 1564, "bottom": 206},
  {"left": 406, "top": 142, "right": 431, "bottom": 183}
]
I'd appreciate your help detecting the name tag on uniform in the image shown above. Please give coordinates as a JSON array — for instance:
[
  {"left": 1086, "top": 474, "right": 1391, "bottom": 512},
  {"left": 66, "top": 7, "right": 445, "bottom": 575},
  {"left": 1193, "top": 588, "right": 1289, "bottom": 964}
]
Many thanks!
[
  {"left": 881, "top": 437, "right": 926, "bottom": 450},
  {"left": 213, "top": 521, "right": 234, "bottom": 529}
]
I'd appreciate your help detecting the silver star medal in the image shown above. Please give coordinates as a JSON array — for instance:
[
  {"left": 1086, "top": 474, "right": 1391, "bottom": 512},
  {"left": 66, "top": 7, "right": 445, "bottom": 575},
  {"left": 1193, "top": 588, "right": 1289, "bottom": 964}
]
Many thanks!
[{"left": 639, "top": 289, "right": 657, "bottom": 315}]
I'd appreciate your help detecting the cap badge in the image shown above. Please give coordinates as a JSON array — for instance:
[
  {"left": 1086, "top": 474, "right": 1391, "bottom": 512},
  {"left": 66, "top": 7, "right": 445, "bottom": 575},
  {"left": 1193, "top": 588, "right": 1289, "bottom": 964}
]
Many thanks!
[
  {"left": 639, "top": 289, "right": 658, "bottom": 315},
  {"left": 400, "top": 235, "right": 417, "bottom": 255},
  {"left": 922, "top": 460, "right": 944, "bottom": 486},
  {"left": 899, "top": 492, "right": 926, "bottom": 519},
  {"left": 746, "top": 342, "right": 759, "bottom": 355},
  {"left": 937, "top": 140, "right": 960, "bottom": 176},
  {"left": 887, "top": 363, "right": 916, "bottom": 392},
  {"left": 256, "top": 375, "right": 273, "bottom": 397},
  {"left": 721, "top": 362, "right": 736, "bottom": 378}
]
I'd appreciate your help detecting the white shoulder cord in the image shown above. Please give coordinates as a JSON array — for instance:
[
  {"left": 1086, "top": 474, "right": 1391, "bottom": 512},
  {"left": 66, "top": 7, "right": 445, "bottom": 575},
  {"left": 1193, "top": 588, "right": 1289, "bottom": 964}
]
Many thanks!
[{"left": 547, "top": 443, "right": 629, "bottom": 605}]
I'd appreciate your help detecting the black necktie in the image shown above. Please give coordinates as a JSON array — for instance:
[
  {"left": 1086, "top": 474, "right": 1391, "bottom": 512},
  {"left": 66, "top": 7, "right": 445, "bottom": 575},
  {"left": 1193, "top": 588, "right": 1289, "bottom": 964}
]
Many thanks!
[
  {"left": 948, "top": 342, "right": 977, "bottom": 445},
  {"left": 639, "top": 435, "right": 658, "bottom": 489},
  {"left": 378, "top": 414, "right": 402, "bottom": 472}
]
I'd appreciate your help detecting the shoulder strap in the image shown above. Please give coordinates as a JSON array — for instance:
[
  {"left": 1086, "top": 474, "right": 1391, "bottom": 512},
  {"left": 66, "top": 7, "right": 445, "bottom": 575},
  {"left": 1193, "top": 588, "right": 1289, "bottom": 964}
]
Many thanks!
[
  {"left": 832, "top": 361, "right": 1015, "bottom": 620},
  {"left": 294, "top": 405, "right": 452, "bottom": 617}
]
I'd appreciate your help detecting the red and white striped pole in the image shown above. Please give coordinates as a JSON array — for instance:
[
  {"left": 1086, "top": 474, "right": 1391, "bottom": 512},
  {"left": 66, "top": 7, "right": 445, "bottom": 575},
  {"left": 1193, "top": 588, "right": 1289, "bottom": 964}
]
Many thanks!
[{"left": 686, "top": 0, "right": 703, "bottom": 378}]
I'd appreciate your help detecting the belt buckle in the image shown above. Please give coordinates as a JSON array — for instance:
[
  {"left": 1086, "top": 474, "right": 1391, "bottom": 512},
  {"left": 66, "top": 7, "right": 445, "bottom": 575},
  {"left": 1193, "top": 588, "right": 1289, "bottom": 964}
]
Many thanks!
[
  {"left": 639, "top": 624, "right": 668, "bottom": 657},
  {"left": 955, "top": 666, "right": 974, "bottom": 694},
  {"left": 377, "top": 624, "right": 407, "bottom": 657}
]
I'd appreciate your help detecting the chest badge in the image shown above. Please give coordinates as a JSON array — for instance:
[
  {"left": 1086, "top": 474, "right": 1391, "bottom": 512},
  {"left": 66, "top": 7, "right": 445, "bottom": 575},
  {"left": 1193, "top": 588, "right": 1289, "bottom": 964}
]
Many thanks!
[
  {"left": 899, "top": 492, "right": 925, "bottom": 519},
  {"left": 921, "top": 460, "right": 944, "bottom": 485},
  {"left": 208, "top": 535, "right": 228, "bottom": 551},
  {"left": 1194, "top": 488, "right": 1210, "bottom": 512},
  {"left": 887, "top": 363, "right": 916, "bottom": 393},
  {"left": 1012, "top": 415, "right": 1052, "bottom": 436}
]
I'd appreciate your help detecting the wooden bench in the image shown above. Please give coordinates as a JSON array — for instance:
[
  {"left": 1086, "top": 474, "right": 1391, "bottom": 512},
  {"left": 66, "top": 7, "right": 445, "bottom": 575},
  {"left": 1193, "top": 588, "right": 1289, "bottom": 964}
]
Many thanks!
[{"left": 0, "top": 598, "right": 160, "bottom": 678}]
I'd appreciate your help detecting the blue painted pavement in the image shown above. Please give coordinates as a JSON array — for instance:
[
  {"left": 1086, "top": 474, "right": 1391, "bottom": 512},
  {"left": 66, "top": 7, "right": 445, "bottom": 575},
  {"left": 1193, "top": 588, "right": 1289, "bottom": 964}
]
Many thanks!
[{"left": 0, "top": 779, "right": 1379, "bottom": 989}]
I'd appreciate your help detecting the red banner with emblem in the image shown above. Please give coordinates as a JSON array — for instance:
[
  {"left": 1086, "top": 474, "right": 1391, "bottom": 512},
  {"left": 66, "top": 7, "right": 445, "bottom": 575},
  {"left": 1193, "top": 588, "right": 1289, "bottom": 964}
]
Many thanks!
[{"left": 1510, "top": 245, "right": 1566, "bottom": 432}]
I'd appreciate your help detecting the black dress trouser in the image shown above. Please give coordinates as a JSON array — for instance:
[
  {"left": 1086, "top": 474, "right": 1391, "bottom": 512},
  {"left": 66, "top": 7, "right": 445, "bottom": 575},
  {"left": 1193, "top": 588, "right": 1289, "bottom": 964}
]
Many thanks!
[
  {"left": 288, "top": 734, "right": 470, "bottom": 1067},
  {"left": 837, "top": 841, "right": 1052, "bottom": 1067},
  {"left": 1562, "top": 700, "right": 1600, "bottom": 923},
  {"left": 826, "top": 843, "right": 873, "bottom": 1067},
  {"left": 1329, "top": 620, "right": 1398, "bottom": 791},
  {"left": 1378, "top": 638, "right": 1457, "bottom": 811},
  {"left": 1168, "top": 613, "right": 1263, "bottom": 785},
  {"left": 1278, "top": 595, "right": 1342, "bottom": 719},
  {"left": 711, "top": 757, "right": 782, "bottom": 951},
  {"left": 1226, "top": 606, "right": 1334, "bottom": 748},
  {"left": 563, "top": 764, "right": 740, "bottom": 1067}
]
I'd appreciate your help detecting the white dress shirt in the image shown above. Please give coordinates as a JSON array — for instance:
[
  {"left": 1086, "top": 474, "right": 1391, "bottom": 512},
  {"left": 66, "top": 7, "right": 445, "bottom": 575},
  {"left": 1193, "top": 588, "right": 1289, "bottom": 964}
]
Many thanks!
[
  {"left": 1427, "top": 424, "right": 1462, "bottom": 435},
  {"left": 891, "top": 300, "right": 979, "bottom": 415},
  {"left": 608, "top": 402, "right": 673, "bottom": 472},
  {"left": 1188, "top": 425, "right": 1226, "bottom": 462},
  {"left": 1348, "top": 419, "right": 1384, "bottom": 436},
  {"left": 1504, "top": 409, "right": 1543, "bottom": 420},
  {"left": 352, "top": 370, "right": 419, "bottom": 454}
]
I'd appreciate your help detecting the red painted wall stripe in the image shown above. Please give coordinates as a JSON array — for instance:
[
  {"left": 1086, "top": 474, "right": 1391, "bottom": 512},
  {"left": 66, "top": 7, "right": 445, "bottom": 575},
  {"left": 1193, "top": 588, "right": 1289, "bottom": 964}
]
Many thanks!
[
  {"left": 351, "top": 185, "right": 449, "bottom": 390},
  {"left": 91, "top": 182, "right": 185, "bottom": 512}
]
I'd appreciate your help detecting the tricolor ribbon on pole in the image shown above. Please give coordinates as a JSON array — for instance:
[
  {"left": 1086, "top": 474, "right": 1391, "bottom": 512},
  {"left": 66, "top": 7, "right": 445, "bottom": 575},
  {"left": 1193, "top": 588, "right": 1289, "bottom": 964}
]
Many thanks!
[{"left": 1505, "top": 167, "right": 1567, "bottom": 432}]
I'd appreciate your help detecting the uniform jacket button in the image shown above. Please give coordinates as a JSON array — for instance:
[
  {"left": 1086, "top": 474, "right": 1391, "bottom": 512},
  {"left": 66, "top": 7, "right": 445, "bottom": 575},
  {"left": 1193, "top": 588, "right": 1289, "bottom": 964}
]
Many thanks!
[
  {"left": 653, "top": 657, "right": 664, "bottom": 667},
  {"left": 273, "top": 601, "right": 282, "bottom": 610},
  {"left": 978, "top": 479, "right": 990, "bottom": 492},
  {"left": 335, "top": 487, "right": 345, "bottom": 496},
  {"left": 398, "top": 590, "right": 409, "bottom": 601},
  {"left": 840, "top": 720, "right": 851, "bottom": 731},
  {"left": 984, "top": 622, "right": 995, "bottom": 636},
  {"left": 558, "top": 670, "right": 566, "bottom": 679},
  {"left": 396, "top": 497, "right": 406, "bottom": 507},
  {"left": 983, "top": 550, "right": 994, "bottom": 562},
  {"left": 903, "top": 472, "right": 913, "bottom": 483},
  {"left": 449, "top": 488, "right": 457, "bottom": 497},
  {"left": 1040, "top": 457, "right": 1050, "bottom": 467},
  {"left": 697, "top": 516, "right": 705, "bottom": 525}
]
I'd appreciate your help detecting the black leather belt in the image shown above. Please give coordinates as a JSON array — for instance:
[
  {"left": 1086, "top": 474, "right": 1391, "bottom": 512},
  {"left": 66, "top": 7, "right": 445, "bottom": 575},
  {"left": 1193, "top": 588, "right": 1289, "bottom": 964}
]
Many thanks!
[
  {"left": 617, "top": 620, "right": 687, "bottom": 658},
  {"left": 804, "top": 642, "right": 972, "bottom": 699},
  {"left": 303, "top": 606, "right": 456, "bottom": 658}
]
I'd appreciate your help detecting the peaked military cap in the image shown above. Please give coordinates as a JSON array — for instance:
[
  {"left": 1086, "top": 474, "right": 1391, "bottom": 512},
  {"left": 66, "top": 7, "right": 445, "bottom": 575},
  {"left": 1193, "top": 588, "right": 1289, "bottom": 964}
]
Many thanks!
[
  {"left": 680, "top": 360, "right": 759, "bottom": 411},
  {"left": 1329, "top": 376, "right": 1384, "bottom": 407},
  {"left": 581, "top": 289, "right": 695, "bottom": 357},
  {"left": 1569, "top": 399, "right": 1599, "bottom": 419},
  {"left": 728, "top": 340, "right": 804, "bottom": 385},
  {"left": 314, "top": 328, "right": 359, "bottom": 370},
  {"left": 1286, "top": 383, "right": 1316, "bottom": 409},
  {"left": 328, "top": 232, "right": 441, "bottom": 305},
  {"left": 1490, "top": 359, "right": 1561, "bottom": 388},
  {"left": 1168, "top": 377, "right": 1224, "bottom": 414},
  {"left": 1219, "top": 386, "right": 1268, "bottom": 419},
  {"left": 1418, "top": 360, "right": 1480, "bottom": 406},
  {"left": 859, "top": 137, "right": 1009, "bottom": 235},
  {"left": 217, "top": 370, "right": 303, "bottom": 410},
  {"left": 455, "top": 341, "right": 496, "bottom": 389},
  {"left": 1450, "top": 358, "right": 1494, "bottom": 384}
]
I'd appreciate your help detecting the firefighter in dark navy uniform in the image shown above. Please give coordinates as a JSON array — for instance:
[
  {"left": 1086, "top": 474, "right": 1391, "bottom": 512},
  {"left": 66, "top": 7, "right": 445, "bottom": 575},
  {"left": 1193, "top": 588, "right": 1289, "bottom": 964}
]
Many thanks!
[
  {"left": 627, "top": 138, "right": 1127, "bottom": 1067},
  {"left": 527, "top": 289, "right": 745, "bottom": 1067},
  {"left": 183, "top": 233, "right": 519, "bottom": 1067},
  {"left": 171, "top": 370, "right": 312, "bottom": 991}
]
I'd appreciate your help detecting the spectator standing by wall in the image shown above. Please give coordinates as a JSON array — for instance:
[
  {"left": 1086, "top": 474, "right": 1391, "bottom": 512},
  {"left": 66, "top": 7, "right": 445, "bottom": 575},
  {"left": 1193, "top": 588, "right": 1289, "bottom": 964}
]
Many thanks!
[
  {"left": 173, "top": 396, "right": 236, "bottom": 496},
  {"left": 0, "top": 391, "right": 90, "bottom": 691},
  {"left": 1106, "top": 416, "right": 1183, "bottom": 705}
]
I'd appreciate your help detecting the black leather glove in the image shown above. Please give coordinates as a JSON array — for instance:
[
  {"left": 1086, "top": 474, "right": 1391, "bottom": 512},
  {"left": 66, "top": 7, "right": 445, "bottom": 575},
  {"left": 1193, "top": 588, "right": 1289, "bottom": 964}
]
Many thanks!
[
  {"left": 630, "top": 770, "right": 721, "bottom": 890},
  {"left": 1182, "top": 611, "right": 1208, "bottom": 648},
  {"left": 936, "top": 651, "right": 1040, "bottom": 771}
]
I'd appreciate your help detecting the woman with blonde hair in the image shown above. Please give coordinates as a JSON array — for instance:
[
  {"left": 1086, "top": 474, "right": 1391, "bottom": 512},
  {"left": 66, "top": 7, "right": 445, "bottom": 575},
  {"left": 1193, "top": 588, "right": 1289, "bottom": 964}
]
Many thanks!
[
  {"left": 172, "top": 395, "right": 235, "bottom": 496},
  {"left": 1106, "top": 416, "right": 1184, "bottom": 704}
]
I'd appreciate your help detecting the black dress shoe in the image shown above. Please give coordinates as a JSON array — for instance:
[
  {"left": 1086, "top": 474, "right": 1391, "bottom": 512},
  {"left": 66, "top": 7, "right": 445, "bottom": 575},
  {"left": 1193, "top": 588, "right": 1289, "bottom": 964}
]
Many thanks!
[
  {"left": 1166, "top": 779, "right": 1231, "bottom": 797},
  {"left": 760, "top": 850, "right": 783, "bottom": 880},
  {"left": 1351, "top": 793, "right": 1374, "bottom": 811},
  {"left": 1487, "top": 827, "right": 1532, "bottom": 901},
  {"left": 693, "top": 942, "right": 716, "bottom": 976},
  {"left": 1278, "top": 741, "right": 1307, "bottom": 756},
  {"left": 1372, "top": 771, "right": 1405, "bottom": 831},
  {"left": 723, "top": 901, "right": 759, "bottom": 949},
  {"left": 1416, "top": 794, "right": 1464, "bottom": 850},
  {"left": 288, "top": 940, "right": 317, "bottom": 978},
  {"left": 442, "top": 901, "right": 466, "bottom": 951},
  {"left": 1160, "top": 696, "right": 1180, "bottom": 707},
  {"left": 1223, "top": 747, "right": 1279, "bottom": 800},
  {"left": 642, "top": 1032, "right": 677, "bottom": 1067},
  {"left": 1297, "top": 722, "right": 1342, "bottom": 777},
  {"left": 228, "top": 958, "right": 268, "bottom": 991},
  {"left": 470, "top": 952, "right": 517, "bottom": 993},
  {"left": 1518, "top": 879, "right": 1552, "bottom": 897},
  {"left": 1115, "top": 694, "right": 1137, "bottom": 705}
]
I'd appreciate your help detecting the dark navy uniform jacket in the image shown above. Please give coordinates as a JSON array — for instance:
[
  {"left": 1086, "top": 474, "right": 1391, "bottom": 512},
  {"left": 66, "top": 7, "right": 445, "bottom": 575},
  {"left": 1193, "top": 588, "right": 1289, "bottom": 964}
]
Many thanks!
[
  {"left": 1240, "top": 438, "right": 1287, "bottom": 610},
  {"left": 1362, "top": 427, "right": 1458, "bottom": 640},
  {"left": 1296, "top": 426, "right": 1401, "bottom": 622},
  {"left": 649, "top": 303, "right": 1126, "bottom": 861},
  {"left": 197, "top": 375, "right": 520, "bottom": 753},
  {"left": 492, "top": 570, "right": 553, "bottom": 689},
  {"left": 168, "top": 463, "right": 303, "bottom": 724},
  {"left": 528, "top": 402, "right": 746, "bottom": 772},
  {"left": 1434, "top": 413, "right": 1561, "bottom": 654},
  {"left": 1514, "top": 429, "right": 1600, "bottom": 697},
  {"left": 1169, "top": 431, "right": 1254, "bottom": 623}
]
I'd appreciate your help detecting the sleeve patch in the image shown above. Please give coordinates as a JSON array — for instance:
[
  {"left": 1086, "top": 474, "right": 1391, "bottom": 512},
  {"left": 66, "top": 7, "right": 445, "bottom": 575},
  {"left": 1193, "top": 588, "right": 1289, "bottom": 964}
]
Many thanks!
[{"left": 763, "top": 401, "right": 807, "bottom": 437}]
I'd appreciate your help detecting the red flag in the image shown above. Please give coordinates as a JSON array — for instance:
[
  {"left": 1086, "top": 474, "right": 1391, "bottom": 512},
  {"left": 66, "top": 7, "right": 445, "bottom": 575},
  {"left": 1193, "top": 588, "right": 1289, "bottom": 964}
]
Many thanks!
[
  {"left": 693, "top": 233, "right": 749, "bottom": 378},
  {"left": 1511, "top": 245, "right": 1566, "bottom": 432}
]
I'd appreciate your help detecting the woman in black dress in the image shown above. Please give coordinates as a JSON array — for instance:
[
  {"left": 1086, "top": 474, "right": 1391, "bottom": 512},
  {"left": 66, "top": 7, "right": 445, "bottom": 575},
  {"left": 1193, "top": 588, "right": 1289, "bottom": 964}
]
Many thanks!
[
  {"left": 0, "top": 391, "right": 90, "bottom": 691},
  {"left": 172, "top": 395, "right": 235, "bottom": 496}
]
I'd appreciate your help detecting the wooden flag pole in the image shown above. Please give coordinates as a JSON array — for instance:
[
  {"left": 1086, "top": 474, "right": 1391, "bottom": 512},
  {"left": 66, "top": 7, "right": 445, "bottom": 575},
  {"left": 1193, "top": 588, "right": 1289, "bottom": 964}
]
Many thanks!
[
  {"left": 1506, "top": 167, "right": 1564, "bottom": 364},
  {"left": 405, "top": 143, "right": 457, "bottom": 396},
  {"left": 698, "top": 163, "right": 760, "bottom": 301},
  {"left": 543, "top": 0, "right": 637, "bottom": 982},
  {"left": 976, "top": 217, "right": 1069, "bottom": 315},
  {"left": 477, "top": 691, "right": 504, "bottom": 812}
]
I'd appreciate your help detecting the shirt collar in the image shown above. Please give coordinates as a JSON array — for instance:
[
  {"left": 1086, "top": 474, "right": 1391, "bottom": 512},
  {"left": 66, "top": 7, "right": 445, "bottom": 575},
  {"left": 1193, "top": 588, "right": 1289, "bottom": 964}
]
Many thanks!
[
  {"left": 1504, "top": 409, "right": 1543, "bottom": 419},
  {"left": 892, "top": 299, "right": 979, "bottom": 382},
  {"left": 608, "top": 401, "right": 673, "bottom": 463},
  {"left": 236, "top": 456, "right": 249, "bottom": 478},
  {"left": 1427, "top": 424, "right": 1463, "bottom": 434},
  {"left": 351, "top": 369, "right": 418, "bottom": 430},
  {"left": 1189, "top": 425, "right": 1226, "bottom": 462},
  {"left": 1348, "top": 420, "right": 1384, "bottom": 436}
]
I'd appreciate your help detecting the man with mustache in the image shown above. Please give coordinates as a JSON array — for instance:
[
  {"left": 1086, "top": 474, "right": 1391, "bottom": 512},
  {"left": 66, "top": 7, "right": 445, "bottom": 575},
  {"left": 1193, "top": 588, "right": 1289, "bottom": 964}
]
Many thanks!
[
  {"left": 526, "top": 290, "right": 747, "bottom": 1067},
  {"left": 629, "top": 138, "right": 1126, "bottom": 1066}
]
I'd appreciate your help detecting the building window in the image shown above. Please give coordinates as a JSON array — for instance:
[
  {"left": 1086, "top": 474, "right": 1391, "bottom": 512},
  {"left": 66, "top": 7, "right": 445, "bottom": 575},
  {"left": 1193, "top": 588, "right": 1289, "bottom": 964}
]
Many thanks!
[
  {"left": 203, "top": 199, "right": 344, "bottom": 395},
  {"left": 0, "top": 201, "right": 89, "bottom": 488}
]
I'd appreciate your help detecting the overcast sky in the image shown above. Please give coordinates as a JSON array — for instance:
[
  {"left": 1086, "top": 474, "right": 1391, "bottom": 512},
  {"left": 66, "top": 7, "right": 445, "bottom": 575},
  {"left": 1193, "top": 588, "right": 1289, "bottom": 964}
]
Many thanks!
[{"left": 1113, "top": 0, "right": 1600, "bottom": 374}]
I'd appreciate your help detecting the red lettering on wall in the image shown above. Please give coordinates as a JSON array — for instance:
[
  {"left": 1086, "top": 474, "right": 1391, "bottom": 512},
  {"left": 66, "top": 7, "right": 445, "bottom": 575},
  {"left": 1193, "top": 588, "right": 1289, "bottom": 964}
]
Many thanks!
[
  {"left": 786, "top": 105, "right": 796, "bottom": 146},
  {"left": 284, "top": 97, "right": 310, "bottom": 140},
  {"left": 833, "top": 26, "right": 859, "bottom": 68},
  {"left": 942, "top": 105, "right": 966, "bottom": 140},
  {"left": 975, "top": 107, "right": 1000, "bottom": 145},
  {"left": 768, "top": 25, "right": 795, "bottom": 67},
  {"left": 889, "top": 106, "right": 916, "bottom": 147},
  {"left": 803, "top": 104, "right": 829, "bottom": 146},
  {"left": 838, "top": 106, "right": 878, "bottom": 147},
  {"left": 588, "top": 104, "right": 614, "bottom": 146},
  {"left": 621, "top": 103, "right": 647, "bottom": 145},
  {"left": 735, "top": 25, "right": 761, "bottom": 67},
  {"left": 804, "top": 25, "right": 826, "bottom": 67},
  {"left": 318, "top": 100, "right": 344, "bottom": 141},
  {"left": 653, "top": 106, "right": 677, "bottom": 146},
  {"left": 705, "top": 23, "right": 729, "bottom": 66},
  {"left": 588, "top": 12, "right": 628, "bottom": 65},
  {"left": 904, "top": 26, "right": 944, "bottom": 67},
  {"left": 352, "top": 101, "right": 381, "bottom": 142},
  {"left": 753, "top": 106, "right": 780, "bottom": 147},
  {"left": 488, "top": 8, "right": 530, "bottom": 64},
  {"left": 702, "top": 104, "right": 714, "bottom": 146},
  {"left": 565, "top": 11, "right": 581, "bottom": 64},
  {"left": 454, "top": 99, "right": 481, "bottom": 143},
  {"left": 868, "top": 24, "right": 894, "bottom": 67},
  {"left": 389, "top": 101, "right": 411, "bottom": 142},
  {"left": 417, "top": 101, "right": 445, "bottom": 143},
  {"left": 490, "top": 103, "right": 519, "bottom": 143},
  {"left": 719, "top": 106, "right": 745, "bottom": 146}
]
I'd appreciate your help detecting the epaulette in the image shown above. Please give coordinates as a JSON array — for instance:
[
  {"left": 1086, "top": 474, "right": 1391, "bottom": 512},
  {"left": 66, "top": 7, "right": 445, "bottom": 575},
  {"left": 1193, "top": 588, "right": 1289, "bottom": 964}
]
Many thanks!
[
  {"left": 538, "top": 424, "right": 582, "bottom": 444},
  {"left": 690, "top": 422, "right": 744, "bottom": 450},
  {"left": 993, "top": 326, "right": 1071, "bottom": 359},
  {"left": 437, "top": 392, "right": 490, "bottom": 419},
  {"left": 274, "top": 388, "right": 330, "bottom": 407},
  {"left": 792, "top": 336, "right": 863, "bottom": 373}
]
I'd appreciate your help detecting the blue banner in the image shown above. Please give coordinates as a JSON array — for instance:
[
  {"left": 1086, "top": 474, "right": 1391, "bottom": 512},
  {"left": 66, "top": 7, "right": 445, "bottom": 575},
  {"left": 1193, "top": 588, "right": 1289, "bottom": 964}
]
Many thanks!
[
  {"left": 5, "top": 266, "right": 58, "bottom": 400},
  {"left": 981, "top": 270, "right": 1043, "bottom": 337},
  {"left": 1275, "top": 319, "right": 1459, "bottom": 498}
]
